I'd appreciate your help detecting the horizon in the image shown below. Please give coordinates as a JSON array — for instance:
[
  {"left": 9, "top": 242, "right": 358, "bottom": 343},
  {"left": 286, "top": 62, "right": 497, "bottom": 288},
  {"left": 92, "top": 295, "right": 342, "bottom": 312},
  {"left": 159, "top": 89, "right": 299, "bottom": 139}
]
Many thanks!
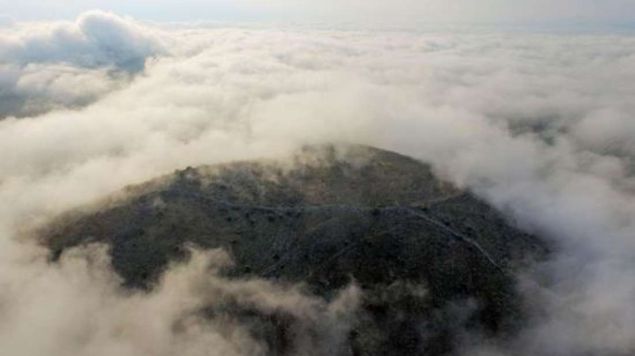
[{"left": 2, "top": 1, "right": 635, "bottom": 31}]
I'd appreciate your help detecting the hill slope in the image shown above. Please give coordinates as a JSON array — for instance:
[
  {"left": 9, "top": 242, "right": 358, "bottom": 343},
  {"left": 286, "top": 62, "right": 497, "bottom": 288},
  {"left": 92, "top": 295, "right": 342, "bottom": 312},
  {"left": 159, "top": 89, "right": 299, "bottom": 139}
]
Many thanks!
[{"left": 42, "top": 144, "right": 548, "bottom": 355}]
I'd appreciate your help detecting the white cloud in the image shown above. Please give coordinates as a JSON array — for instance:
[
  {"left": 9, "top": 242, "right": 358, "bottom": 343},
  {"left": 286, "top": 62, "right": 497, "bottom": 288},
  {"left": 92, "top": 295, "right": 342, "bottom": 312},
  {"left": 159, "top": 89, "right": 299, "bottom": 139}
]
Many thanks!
[
  {"left": 0, "top": 244, "right": 359, "bottom": 356},
  {"left": 0, "top": 11, "right": 166, "bottom": 117},
  {"left": 0, "top": 10, "right": 165, "bottom": 69}
]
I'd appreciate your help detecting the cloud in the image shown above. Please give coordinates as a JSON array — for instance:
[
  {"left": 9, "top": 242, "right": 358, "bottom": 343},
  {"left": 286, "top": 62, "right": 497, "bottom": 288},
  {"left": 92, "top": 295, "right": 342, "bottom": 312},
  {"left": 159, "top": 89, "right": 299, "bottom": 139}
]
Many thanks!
[
  {"left": 0, "top": 11, "right": 166, "bottom": 118},
  {"left": 0, "top": 244, "right": 360, "bottom": 356},
  {"left": 0, "top": 14, "right": 13, "bottom": 27},
  {"left": 1, "top": 11, "right": 635, "bottom": 355},
  {"left": 0, "top": 10, "right": 165, "bottom": 69}
]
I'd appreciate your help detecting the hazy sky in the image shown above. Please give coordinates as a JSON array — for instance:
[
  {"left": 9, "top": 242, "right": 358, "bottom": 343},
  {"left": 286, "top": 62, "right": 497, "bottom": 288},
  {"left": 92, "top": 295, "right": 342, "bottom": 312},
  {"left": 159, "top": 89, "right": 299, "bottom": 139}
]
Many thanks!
[{"left": 2, "top": 0, "right": 635, "bottom": 25}]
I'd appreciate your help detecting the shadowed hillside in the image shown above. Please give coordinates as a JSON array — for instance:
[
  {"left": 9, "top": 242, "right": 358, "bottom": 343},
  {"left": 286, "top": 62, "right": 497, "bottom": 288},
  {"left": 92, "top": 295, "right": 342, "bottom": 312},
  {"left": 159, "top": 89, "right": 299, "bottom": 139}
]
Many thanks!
[{"left": 41, "top": 144, "right": 548, "bottom": 355}]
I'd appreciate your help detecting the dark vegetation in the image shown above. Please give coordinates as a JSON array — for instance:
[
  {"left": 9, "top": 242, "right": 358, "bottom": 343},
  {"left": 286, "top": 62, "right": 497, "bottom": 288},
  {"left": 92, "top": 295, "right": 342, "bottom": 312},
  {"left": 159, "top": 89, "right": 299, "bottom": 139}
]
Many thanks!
[{"left": 41, "top": 144, "right": 548, "bottom": 355}]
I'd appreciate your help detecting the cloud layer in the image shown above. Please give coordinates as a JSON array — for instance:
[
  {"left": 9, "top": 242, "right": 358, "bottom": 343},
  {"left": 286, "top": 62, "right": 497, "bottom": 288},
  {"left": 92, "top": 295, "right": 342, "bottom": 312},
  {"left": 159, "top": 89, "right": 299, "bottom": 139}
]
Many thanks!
[
  {"left": 0, "top": 11, "right": 165, "bottom": 117},
  {"left": 1, "top": 11, "right": 635, "bottom": 355}
]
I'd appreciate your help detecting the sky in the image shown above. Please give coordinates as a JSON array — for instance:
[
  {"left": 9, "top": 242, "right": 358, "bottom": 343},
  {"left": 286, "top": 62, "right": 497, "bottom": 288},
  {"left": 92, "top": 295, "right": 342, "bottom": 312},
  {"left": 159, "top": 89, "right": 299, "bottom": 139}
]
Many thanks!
[{"left": 1, "top": 0, "right": 635, "bottom": 27}]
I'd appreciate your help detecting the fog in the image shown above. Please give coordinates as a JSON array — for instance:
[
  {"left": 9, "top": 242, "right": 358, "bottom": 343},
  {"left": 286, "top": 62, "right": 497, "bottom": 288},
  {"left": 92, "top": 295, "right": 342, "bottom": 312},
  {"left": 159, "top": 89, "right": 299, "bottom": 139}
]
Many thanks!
[{"left": 1, "top": 11, "right": 635, "bottom": 355}]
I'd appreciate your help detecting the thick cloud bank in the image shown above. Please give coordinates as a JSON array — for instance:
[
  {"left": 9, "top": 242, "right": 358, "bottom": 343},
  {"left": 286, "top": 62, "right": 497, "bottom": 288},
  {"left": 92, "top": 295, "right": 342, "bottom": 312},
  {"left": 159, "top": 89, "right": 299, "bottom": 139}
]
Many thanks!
[
  {"left": 2, "top": 11, "right": 635, "bottom": 355},
  {"left": 0, "top": 11, "right": 165, "bottom": 118}
]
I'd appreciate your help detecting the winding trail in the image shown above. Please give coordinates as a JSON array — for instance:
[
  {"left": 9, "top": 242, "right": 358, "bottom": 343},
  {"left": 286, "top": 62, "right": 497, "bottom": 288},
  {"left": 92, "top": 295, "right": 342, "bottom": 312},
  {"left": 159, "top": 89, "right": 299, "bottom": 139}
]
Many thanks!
[
  {"left": 391, "top": 207, "right": 504, "bottom": 272},
  {"left": 170, "top": 190, "right": 505, "bottom": 276}
]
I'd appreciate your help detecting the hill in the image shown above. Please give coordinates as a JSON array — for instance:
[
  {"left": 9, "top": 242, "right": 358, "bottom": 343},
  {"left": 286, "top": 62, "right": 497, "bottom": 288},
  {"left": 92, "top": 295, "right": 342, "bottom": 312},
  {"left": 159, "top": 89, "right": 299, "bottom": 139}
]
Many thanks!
[{"left": 41, "top": 144, "right": 548, "bottom": 355}]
